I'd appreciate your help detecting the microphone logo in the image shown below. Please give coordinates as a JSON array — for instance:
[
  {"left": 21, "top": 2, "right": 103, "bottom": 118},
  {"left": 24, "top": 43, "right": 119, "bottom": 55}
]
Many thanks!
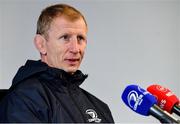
[
  {"left": 156, "top": 85, "right": 167, "bottom": 92},
  {"left": 160, "top": 99, "right": 166, "bottom": 109},
  {"left": 127, "top": 90, "right": 143, "bottom": 111},
  {"left": 156, "top": 85, "right": 173, "bottom": 97}
]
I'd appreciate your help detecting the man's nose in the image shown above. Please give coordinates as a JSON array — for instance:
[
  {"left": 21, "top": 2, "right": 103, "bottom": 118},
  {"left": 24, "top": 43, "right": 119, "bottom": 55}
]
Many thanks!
[{"left": 69, "top": 37, "right": 80, "bottom": 53}]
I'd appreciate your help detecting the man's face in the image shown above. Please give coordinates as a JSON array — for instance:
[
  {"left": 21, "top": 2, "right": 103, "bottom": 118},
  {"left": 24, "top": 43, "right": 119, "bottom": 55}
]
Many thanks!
[{"left": 43, "top": 16, "right": 87, "bottom": 74}]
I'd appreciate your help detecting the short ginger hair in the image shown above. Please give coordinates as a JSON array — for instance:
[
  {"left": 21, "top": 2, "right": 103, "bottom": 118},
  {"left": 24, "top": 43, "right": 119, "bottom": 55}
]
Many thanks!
[{"left": 36, "top": 4, "right": 87, "bottom": 38}]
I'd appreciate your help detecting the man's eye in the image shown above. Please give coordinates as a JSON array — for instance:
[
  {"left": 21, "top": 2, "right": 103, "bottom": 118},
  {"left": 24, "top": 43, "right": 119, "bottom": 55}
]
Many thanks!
[
  {"left": 77, "top": 35, "right": 86, "bottom": 43},
  {"left": 60, "top": 34, "right": 70, "bottom": 41}
]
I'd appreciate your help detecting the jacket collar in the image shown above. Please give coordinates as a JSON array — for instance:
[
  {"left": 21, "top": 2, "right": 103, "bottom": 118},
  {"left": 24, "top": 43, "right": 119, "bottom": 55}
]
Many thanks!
[
  {"left": 44, "top": 66, "right": 88, "bottom": 87},
  {"left": 12, "top": 60, "right": 88, "bottom": 87}
]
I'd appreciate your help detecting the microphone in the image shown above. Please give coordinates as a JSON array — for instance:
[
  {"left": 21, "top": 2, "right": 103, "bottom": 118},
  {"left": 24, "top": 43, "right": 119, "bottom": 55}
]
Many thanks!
[
  {"left": 121, "top": 84, "right": 180, "bottom": 123},
  {"left": 147, "top": 84, "right": 180, "bottom": 116}
]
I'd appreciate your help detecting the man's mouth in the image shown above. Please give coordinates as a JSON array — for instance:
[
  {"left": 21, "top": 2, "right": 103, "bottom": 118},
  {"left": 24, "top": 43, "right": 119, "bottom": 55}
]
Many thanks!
[{"left": 65, "top": 58, "right": 80, "bottom": 65}]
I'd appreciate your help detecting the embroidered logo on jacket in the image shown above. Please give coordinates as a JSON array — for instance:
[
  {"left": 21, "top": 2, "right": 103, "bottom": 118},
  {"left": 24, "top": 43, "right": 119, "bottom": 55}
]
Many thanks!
[{"left": 85, "top": 109, "right": 101, "bottom": 123}]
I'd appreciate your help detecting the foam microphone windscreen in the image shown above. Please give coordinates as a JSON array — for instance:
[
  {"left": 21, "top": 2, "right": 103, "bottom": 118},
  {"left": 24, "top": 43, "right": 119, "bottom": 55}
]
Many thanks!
[
  {"left": 147, "top": 84, "right": 179, "bottom": 113},
  {"left": 121, "top": 84, "right": 157, "bottom": 116}
]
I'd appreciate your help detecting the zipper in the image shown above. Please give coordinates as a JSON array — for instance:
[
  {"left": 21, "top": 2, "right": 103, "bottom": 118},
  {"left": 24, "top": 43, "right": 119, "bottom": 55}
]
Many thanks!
[{"left": 67, "top": 86, "right": 87, "bottom": 123}]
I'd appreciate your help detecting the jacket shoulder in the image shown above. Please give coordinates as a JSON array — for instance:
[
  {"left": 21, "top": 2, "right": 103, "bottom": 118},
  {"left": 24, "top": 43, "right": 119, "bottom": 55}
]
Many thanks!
[
  {"left": 0, "top": 77, "right": 51, "bottom": 122},
  {"left": 81, "top": 89, "right": 107, "bottom": 106},
  {"left": 9, "top": 76, "right": 51, "bottom": 110},
  {"left": 80, "top": 88, "right": 113, "bottom": 114}
]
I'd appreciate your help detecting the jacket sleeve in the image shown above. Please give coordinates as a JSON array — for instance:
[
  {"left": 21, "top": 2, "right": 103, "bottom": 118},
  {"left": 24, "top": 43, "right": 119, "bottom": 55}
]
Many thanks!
[{"left": 0, "top": 89, "right": 50, "bottom": 123}]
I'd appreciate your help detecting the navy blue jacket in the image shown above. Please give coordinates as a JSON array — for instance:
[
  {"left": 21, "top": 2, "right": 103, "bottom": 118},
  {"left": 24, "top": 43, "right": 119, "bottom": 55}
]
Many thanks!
[{"left": 0, "top": 60, "right": 114, "bottom": 123}]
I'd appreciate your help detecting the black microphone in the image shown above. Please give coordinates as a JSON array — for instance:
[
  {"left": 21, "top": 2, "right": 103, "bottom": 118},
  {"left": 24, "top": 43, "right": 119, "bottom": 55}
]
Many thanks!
[{"left": 121, "top": 84, "right": 180, "bottom": 123}]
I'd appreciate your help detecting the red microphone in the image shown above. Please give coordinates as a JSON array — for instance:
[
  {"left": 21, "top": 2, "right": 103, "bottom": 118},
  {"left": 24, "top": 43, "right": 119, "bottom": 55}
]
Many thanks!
[{"left": 147, "top": 84, "right": 180, "bottom": 116}]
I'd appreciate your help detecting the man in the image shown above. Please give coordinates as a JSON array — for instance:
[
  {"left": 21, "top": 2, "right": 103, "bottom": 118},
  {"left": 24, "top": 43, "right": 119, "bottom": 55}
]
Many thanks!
[{"left": 0, "top": 3, "right": 114, "bottom": 123}]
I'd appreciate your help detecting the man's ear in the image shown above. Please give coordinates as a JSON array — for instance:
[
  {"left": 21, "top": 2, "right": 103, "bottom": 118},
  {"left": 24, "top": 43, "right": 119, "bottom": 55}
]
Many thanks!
[{"left": 34, "top": 34, "right": 47, "bottom": 55}]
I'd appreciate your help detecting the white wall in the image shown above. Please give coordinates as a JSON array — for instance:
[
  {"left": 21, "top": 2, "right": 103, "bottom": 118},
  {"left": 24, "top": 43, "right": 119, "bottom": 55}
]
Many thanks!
[{"left": 0, "top": 0, "right": 179, "bottom": 123}]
